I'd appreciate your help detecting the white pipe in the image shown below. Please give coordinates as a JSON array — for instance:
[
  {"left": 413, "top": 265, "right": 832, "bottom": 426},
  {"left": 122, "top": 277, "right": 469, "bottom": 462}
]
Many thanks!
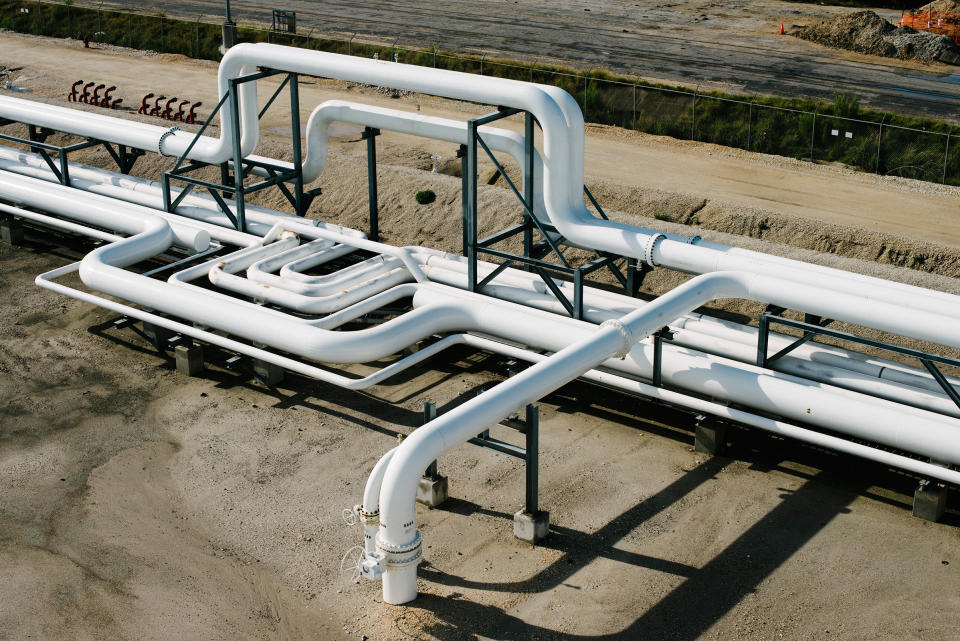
[
  {"left": 375, "top": 270, "right": 960, "bottom": 603},
  {"left": 0, "top": 202, "right": 123, "bottom": 242},
  {"left": 296, "top": 100, "right": 546, "bottom": 217},
  {"left": 0, "top": 170, "right": 209, "bottom": 251},
  {"left": 0, "top": 147, "right": 358, "bottom": 245},
  {"left": 3, "top": 47, "right": 960, "bottom": 324}
]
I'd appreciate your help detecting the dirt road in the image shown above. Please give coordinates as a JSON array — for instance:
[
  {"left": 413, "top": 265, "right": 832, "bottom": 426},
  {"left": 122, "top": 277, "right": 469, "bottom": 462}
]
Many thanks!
[{"left": 97, "top": 0, "right": 960, "bottom": 121}]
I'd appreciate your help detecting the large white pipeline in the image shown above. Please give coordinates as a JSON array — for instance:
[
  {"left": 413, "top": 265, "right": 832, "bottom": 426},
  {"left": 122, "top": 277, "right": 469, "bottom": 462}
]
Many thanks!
[
  {"left": 2, "top": 46, "right": 959, "bottom": 322},
  {"left": 4, "top": 43, "right": 960, "bottom": 607},
  {"left": 8, "top": 143, "right": 954, "bottom": 411}
]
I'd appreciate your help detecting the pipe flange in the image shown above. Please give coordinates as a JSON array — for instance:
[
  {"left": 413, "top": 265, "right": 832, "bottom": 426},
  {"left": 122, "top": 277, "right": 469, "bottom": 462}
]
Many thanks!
[
  {"left": 687, "top": 235, "right": 701, "bottom": 244},
  {"left": 157, "top": 126, "right": 181, "bottom": 157},
  {"left": 643, "top": 233, "right": 666, "bottom": 267},
  {"left": 600, "top": 318, "right": 634, "bottom": 360},
  {"left": 376, "top": 530, "right": 423, "bottom": 568},
  {"left": 360, "top": 508, "right": 379, "bottom": 527}
]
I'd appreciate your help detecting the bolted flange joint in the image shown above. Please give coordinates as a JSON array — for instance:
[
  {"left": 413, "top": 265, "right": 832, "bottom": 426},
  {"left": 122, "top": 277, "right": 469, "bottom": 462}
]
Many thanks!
[{"left": 375, "top": 530, "right": 423, "bottom": 570}]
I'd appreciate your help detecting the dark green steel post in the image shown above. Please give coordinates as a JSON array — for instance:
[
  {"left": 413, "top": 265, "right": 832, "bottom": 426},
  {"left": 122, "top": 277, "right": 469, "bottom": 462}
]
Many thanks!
[
  {"left": 423, "top": 401, "right": 439, "bottom": 480},
  {"left": 524, "top": 112, "right": 534, "bottom": 261},
  {"left": 288, "top": 73, "right": 305, "bottom": 216},
  {"left": 362, "top": 126, "right": 380, "bottom": 241},
  {"left": 228, "top": 79, "right": 246, "bottom": 233},
  {"left": 458, "top": 144, "right": 467, "bottom": 253},
  {"left": 525, "top": 405, "right": 539, "bottom": 514},
  {"left": 757, "top": 313, "right": 770, "bottom": 368},
  {"left": 466, "top": 121, "right": 478, "bottom": 291}
]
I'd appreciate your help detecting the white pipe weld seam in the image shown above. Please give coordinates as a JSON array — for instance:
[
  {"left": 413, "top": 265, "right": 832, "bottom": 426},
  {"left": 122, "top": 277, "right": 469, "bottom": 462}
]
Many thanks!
[{"left": 373, "top": 269, "right": 960, "bottom": 604}]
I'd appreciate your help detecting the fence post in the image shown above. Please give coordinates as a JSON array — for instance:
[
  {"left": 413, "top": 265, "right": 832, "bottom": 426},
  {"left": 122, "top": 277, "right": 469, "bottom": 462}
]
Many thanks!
[
  {"left": 434, "top": 44, "right": 438, "bottom": 67},
  {"left": 480, "top": 53, "right": 485, "bottom": 75},
  {"left": 161, "top": 15, "right": 165, "bottom": 53},
  {"left": 810, "top": 106, "right": 818, "bottom": 162},
  {"left": 633, "top": 84, "right": 637, "bottom": 129},
  {"left": 35, "top": 0, "right": 40, "bottom": 35},
  {"left": 691, "top": 85, "right": 699, "bottom": 140},
  {"left": 97, "top": 7, "right": 102, "bottom": 45},
  {"left": 944, "top": 126, "right": 953, "bottom": 184},
  {"left": 127, "top": 11, "right": 132, "bottom": 48},
  {"left": 747, "top": 95, "right": 755, "bottom": 150},
  {"left": 195, "top": 15, "right": 201, "bottom": 58},
  {"left": 583, "top": 76, "right": 588, "bottom": 122},
  {"left": 876, "top": 114, "right": 886, "bottom": 174}
]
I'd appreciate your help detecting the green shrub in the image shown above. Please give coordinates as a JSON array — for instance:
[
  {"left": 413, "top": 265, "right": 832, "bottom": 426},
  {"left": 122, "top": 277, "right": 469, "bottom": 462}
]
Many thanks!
[{"left": 415, "top": 189, "right": 436, "bottom": 205}]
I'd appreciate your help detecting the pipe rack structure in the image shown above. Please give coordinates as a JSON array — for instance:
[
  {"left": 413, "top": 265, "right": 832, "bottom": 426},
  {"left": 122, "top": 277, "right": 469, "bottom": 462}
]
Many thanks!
[{"left": 0, "top": 43, "right": 958, "bottom": 606}]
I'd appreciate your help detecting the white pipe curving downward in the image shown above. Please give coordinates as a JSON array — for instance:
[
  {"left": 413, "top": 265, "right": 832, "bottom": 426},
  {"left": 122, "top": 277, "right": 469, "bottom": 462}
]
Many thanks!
[{"left": 373, "top": 269, "right": 960, "bottom": 603}]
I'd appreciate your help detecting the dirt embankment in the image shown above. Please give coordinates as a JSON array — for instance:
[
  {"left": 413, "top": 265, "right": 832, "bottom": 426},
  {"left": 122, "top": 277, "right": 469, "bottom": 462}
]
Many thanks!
[{"left": 794, "top": 10, "right": 960, "bottom": 64}]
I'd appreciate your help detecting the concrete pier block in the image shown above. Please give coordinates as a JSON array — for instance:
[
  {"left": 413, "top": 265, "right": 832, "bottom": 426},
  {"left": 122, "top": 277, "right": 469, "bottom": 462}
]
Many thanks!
[
  {"left": 0, "top": 216, "right": 24, "bottom": 246},
  {"left": 514, "top": 510, "right": 550, "bottom": 543},
  {"left": 913, "top": 481, "right": 948, "bottom": 523},
  {"left": 694, "top": 415, "right": 727, "bottom": 456},
  {"left": 252, "top": 359, "right": 284, "bottom": 386},
  {"left": 416, "top": 475, "right": 449, "bottom": 507},
  {"left": 174, "top": 343, "right": 204, "bottom": 377}
]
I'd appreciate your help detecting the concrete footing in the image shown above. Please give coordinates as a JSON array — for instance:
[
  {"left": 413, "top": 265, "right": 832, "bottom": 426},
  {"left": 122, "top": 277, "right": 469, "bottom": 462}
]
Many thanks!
[
  {"left": 416, "top": 475, "right": 449, "bottom": 507},
  {"left": 253, "top": 359, "right": 284, "bottom": 386},
  {"left": 174, "top": 343, "right": 204, "bottom": 377},
  {"left": 142, "top": 322, "right": 172, "bottom": 350},
  {"left": 694, "top": 415, "right": 727, "bottom": 456},
  {"left": 1, "top": 216, "right": 24, "bottom": 245},
  {"left": 913, "top": 481, "right": 948, "bottom": 523},
  {"left": 513, "top": 509, "right": 550, "bottom": 543}
]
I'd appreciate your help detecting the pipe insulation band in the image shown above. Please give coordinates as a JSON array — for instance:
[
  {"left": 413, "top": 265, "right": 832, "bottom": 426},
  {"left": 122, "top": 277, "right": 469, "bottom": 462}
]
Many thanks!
[{"left": 643, "top": 233, "right": 666, "bottom": 267}]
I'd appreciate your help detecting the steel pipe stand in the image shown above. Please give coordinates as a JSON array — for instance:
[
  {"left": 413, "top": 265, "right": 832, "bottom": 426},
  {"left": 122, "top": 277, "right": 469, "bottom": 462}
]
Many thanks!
[
  {"left": 174, "top": 343, "right": 205, "bottom": 377},
  {"left": 416, "top": 475, "right": 449, "bottom": 507},
  {"left": 913, "top": 481, "right": 948, "bottom": 523},
  {"left": 252, "top": 359, "right": 284, "bottom": 386},
  {"left": 513, "top": 509, "right": 550, "bottom": 543},
  {"left": 142, "top": 322, "right": 173, "bottom": 351},
  {"left": 0, "top": 215, "right": 24, "bottom": 246},
  {"left": 694, "top": 414, "right": 727, "bottom": 456}
]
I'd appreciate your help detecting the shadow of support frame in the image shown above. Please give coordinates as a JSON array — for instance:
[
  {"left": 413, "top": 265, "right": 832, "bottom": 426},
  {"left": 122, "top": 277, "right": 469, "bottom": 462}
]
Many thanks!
[
  {"left": 460, "top": 107, "right": 646, "bottom": 319},
  {"left": 160, "top": 69, "right": 322, "bottom": 233}
]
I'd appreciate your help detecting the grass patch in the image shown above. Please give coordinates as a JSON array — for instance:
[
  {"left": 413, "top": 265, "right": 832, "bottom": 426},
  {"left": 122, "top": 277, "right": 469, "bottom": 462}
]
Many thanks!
[{"left": 415, "top": 189, "right": 436, "bottom": 205}]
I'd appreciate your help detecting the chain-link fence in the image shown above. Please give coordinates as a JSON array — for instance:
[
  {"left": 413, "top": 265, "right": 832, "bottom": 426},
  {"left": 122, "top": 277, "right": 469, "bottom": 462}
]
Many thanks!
[{"left": 4, "top": 0, "right": 959, "bottom": 185}]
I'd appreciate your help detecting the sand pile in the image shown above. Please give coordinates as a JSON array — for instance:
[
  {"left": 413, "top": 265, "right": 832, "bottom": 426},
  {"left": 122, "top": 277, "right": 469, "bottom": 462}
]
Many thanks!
[
  {"left": 920, "top": 0, "right": 960, "bottom": 12},
  {"left": 795, "top": 10, "right": 960, "bottom": 65}
]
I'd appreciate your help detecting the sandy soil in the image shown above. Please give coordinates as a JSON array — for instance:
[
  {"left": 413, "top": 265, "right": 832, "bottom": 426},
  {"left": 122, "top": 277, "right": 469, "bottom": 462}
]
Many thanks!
[{"left": 2, "top": 33, "right": 960, "bottom": 641}]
